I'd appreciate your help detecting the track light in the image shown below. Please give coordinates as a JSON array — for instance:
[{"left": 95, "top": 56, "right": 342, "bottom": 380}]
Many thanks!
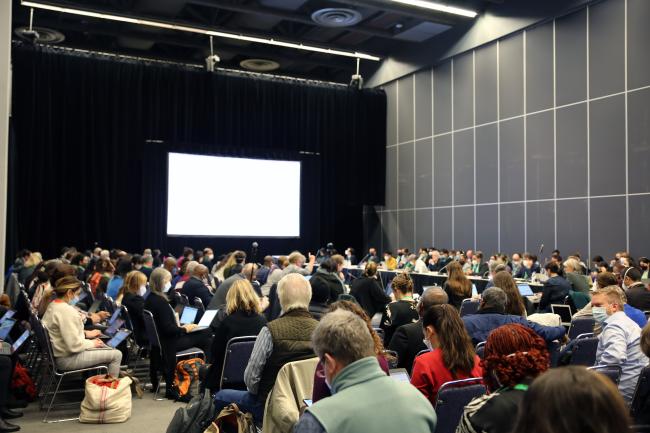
[
  {"left": 390, "top": 0, "right": 477, "bottom": 18},
  {"left": 21, "top": 1, "right": 382, "bottom": 61}
]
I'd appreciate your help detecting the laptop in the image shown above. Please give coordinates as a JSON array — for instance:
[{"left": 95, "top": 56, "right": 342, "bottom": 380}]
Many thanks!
[
  {"left": 471, "top": 284, "right": 478, "bottom": 297},
  {"left": 107, "top": 307, "right": 122, "bottom": 326},
  {"left": 100, "top": 318, "right": 125, "bottom": 339},
  {"left": 105, "top": 329, "right": 131, "bottom": 349},
  {"left": 0, "top": 330, "right": 30, "bottom": 356},
  {"left": 304, "top": 275, "right": 312, "bottom": 281},
  {"left": 389, "top": 368, "right": 411, "bottom": 382},
  {"left": 188, "top": 309, "right": 219, "bottom": 332},
  {"left": 87, "top": 299, "right": 103, "bottom": 314},
  {"left": 517, "top": 284, "right": 534, "bottom": 297},
  {"left": 70, "top": 291, "right": 88, "bottom": 307},
  {"left": 551, "top": 304, "right": 573, "bottom": 326},
  {"left": 0, "top": 310, "right": 15, "bottom": 324},
  {"left": 0, "top": 319, "right": 15, "bottom": 340},
  {"left": 180, "top": 306, "right": 198, "bottom": 325}
]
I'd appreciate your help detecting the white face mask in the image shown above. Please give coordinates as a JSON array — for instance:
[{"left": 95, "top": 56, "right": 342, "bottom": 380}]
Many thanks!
[
  {"left": 592, "top": 306, "right": 609, "bottom": 324},
  {"left": 163, "top": 281, "right": 172, "bottom": 293},
  {"left": 138, "top": 285, "right": 147, "bottom": 297},
  {"left": 422, "top": 338, "right": 433, "bottom": 351}
]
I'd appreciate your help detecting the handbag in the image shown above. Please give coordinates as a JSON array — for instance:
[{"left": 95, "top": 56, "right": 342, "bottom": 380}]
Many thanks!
[
  {"left": 203, "top": 403, "right": 256, "bottom": 433},
  {"left": 79, "top": 374, "right": 132, "bottom": 424}
]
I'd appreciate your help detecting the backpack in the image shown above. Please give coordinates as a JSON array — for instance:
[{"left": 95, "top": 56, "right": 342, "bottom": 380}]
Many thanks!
[
  {"left": 174, "top": 358, "right": 205, "bottom": 397},
  {"left": 204, "top": 403, "right": 256, "bottom": 433},
  {"left": 11, "top": 362, "right": 36, "bottom": 402},
  {"left": 166, "top": 389, "right": 216, "bottom": 433}
]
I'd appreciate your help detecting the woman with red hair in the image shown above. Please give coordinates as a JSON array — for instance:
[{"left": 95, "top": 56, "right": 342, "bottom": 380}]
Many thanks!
[{"left": 456, "top": 323, "right": 550, "bottom": 433}]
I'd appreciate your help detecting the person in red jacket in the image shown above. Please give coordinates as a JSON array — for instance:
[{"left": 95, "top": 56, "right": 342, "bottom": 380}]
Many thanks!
[{"left": 411, "top": 304, "right": 482, "bottom": 405}]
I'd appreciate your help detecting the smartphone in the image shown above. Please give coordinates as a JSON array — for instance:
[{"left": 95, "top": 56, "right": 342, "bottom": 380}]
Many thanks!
[{"left": 302, "top": 399, "right": 313, "bottom": 407}]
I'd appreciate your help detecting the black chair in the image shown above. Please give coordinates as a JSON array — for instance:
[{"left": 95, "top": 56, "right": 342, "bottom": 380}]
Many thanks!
[
  {"left": 568, "top": 335, "right": 599, "bottom": 366},
  {"left": 588, "top": 365, "right": 623, "bottom": 385},
  {"left": 644, "top": 311, "right": 650, "bottom": 321},
  {"left": 193, "top": 297, "right": 205, "bottom": 313},
  {"left": 434, "top": 378, "right": 486, "bottom": 433},
  {"left": 373, "top": 327, "right": 386, "bottom": 343},
  {"left": 475, "top": 341, "right": 486, "bottom": 360},
  {"left": 459, "top": 299, "right": 480, "bottom": 317},
  {"left": 220, "top": 336, "right": 257, "bottom": 390},
  {"left": 631, "top": 365, "right": 650, "bottom": 425},
  {"left": 568, "top": 317, "right": 595, "bottom": 340},
  {"left": 266, "top": 283, "right": 282, "bottom": 321}
]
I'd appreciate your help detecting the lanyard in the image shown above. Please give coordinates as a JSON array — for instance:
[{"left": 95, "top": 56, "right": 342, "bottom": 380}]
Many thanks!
[{"left": 513, "top": 384, "right": 529, "bottom": 391}]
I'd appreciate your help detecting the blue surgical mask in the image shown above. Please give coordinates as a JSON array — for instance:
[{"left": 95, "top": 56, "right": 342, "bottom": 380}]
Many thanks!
[
  {"left": 593, "top": 306, "right": 609, "bottom": 324},
  {"left": 69, "top": 295, "right": 80, "bottom": 306}
]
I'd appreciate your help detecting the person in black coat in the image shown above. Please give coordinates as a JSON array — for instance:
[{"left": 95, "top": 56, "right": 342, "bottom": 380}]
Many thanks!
[
  {"left": 380, "top": 272, "right": 419, "bottom": 345},
  {"left": 309, "top": 279, "right": 331, "bottom": 321},
  {"left": 181, "top": 264, "right": 213, "bottom": 309},
  {"left": 122, "top": 289, "right": 147, "bottom": 346},
  {"left": 145, "top": 268, "right": 212, "bottom": 401},
  {"left": 309, "top": 259, "right": 345, "bottom": 304},
  {"left": 539, "top": 262, "right": 572, "bottom": 313},
  {"left": 350, "top": 262, "right": 391, "bottom": 319},
  {"left": 205, "top": 279, "right": 267, "bottom": 392},
  {"left": 388, "top": 287, "right": 449, "bottom": 373}
]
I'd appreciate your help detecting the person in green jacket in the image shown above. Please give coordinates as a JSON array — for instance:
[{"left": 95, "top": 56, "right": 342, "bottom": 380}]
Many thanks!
[{"left": 293, "top": 309, "right": 437, "bottom": 433}]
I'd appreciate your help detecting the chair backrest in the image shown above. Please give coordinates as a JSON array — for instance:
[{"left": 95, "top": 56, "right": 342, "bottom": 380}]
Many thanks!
[
  {"left": 121, "top": 305, "right": 134, "bottom": 331},
  {"left": 40, "top": 325, "right": 63, "bottom": 374},
  {"left": 435, "top": 378, "right": 486, "bottom": 433},
  {"left": 266, "top": 283, "right": 282, "bottom": 321},
  {"left": 568, "top": 337, "right": 599, "bottom": 366},
  {"left": 645, "top": 311, "right": 650, "bottom": 321},
  {"left": 631, "top": 365, "right": 650, "bottom": 423},
  {"left": 193, "top": 297, "right": 205, "bottom": 313},
  {"left": 588, "top": 365, "right": 623, "bottom": 385},
  {"left": 142, "top": 309, "right": 162, "bottom": 349},
  {"left": 373, "top": 327, "right": 385, "bottom": 343},
  {"left": 29, "top": 312, "right": 51, "bottom": 361},
  {"left": 383, "top": 350, "right": 399, "bottom": 369},
  {"left": 179, "top": 294, "right": 190, "bottom": 306},
  {"left": 568, "top": 317, "right": 595, "bottom": 340},
  {"left": 459, "top": 299, "right": 480, "bottom": 317},
  {"left": 220, "top": 336, "right": 257, "bottom": 390},
  {"left": 475, "top": 342, "right": 486, "bottom": 360}
]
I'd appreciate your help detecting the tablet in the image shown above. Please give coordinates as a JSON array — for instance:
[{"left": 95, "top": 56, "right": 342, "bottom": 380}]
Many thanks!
[
  {"left": 107, "top": 307, "right": 122, "bottom": 325},
  {"left": 517, "top": 284, "right": 534, "bottom": 296},
  {"left": 0, "top": 310, "right": 15, "bottom": 324},
  {"left": 106, "top": 329, "right": 131, "bottom": 348},
  {"left": 0, "top": 319, "right": 15, "bottom": 340},
  {"left": 389, "top": 368, "right": 411, "bottom": 382}
]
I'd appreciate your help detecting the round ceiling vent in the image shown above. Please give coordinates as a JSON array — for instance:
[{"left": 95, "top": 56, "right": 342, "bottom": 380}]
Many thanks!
[
  {"left": 14, "top": 26, "right": 65, "bottom": 44},
  {"left": 311, "top": 8, "right": 362, "bottom": 27},
  {"left": 240, "top": 58, "right": 280, "bottom": 72}
]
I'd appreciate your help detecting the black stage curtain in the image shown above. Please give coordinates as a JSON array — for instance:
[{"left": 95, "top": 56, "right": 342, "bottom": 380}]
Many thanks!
[{"left": 7, "top": 44, "right": 386, "bottom": 261}]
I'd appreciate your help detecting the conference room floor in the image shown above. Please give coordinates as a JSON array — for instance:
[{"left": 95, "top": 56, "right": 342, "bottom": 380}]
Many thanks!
[{"left": 21, "top": 394, "right": 179, "bottom": 432}]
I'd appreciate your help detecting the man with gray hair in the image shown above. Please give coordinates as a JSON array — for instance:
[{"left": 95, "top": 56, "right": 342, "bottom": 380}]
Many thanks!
[
  {"left": 461, "top": 287, "right": 566, "bottom": 345},
  {"left": 388, "top": 287, "right": 448, "bottom": 372},
  {"left": 208, "top": 263, "right": 258, "bottom": 309},
  {"left": 294, "top": 309, "right": 436, "bottom": 433},
  {"left": 282, "top": 251, "right": 316, "bottom": 277},
  {"left": 213, "top": 273, "right": 318, "bottom": 423}
]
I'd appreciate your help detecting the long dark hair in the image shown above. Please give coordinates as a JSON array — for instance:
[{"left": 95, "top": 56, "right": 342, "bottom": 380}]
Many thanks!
[
  {"left": 422, "top": 304, "right": 476, "bottom": 376},
  {"left": 493, "top": 271, "right": 526, "bottom": 317},
  {"left": 445, "top": 261, "right": 472, "bottom": 298}
]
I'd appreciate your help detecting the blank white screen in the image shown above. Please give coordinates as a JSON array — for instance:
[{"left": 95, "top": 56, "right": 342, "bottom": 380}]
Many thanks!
[{"left": 167, "top": 153, "right": 301, "bottom": 237}]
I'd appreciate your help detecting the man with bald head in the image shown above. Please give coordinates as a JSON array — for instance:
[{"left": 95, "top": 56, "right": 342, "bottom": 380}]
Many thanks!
[
  {"left": 209, "top": 263, "right": 259, "bottom": 309},
  {"left": 181, "top": 263, "right": 213, "bottom": 308},
  {"left": 388, "top": 286, "right": 449, "bottom": 373}
]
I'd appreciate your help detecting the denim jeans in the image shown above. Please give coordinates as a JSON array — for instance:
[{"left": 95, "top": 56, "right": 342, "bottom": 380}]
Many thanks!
[{"left": 213, "top": 389, "right": 264, "bottom": 424}]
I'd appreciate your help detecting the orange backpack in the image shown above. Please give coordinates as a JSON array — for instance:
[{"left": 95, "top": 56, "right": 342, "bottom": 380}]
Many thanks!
[{"left": 174, "top": 358, "right": 205, "bottom": 397}]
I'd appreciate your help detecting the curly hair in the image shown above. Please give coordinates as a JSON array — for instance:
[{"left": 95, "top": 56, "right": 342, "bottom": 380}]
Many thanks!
[
  {"left": 391, "top": 272, "right": 413, "bottom": 294},
  {"left": 482, "top": 323, "right": 550, "bottom": 391}
]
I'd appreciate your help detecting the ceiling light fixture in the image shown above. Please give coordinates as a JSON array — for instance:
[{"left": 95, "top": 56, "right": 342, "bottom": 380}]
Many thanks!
[
  {"left": 390, "top": 0, "right": 477, "bottom": 18},
  {"left": 20, "top": 0, "right": 381, "bottom": 61}
]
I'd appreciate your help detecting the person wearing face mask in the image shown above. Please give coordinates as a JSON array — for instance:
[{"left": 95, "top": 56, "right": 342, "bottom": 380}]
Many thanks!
[
  {"left": 514, "top": 253, "right": 539, "bottom": 280},
  {"left": 411, "top": 304, "right": 482, "bottom": 405},
  {"left": 144, "top": 267, "right": 211, "bottom": 401},
  {"left": 42, "top": 276, "right": 123, "bottom": 377},
  {"left": 592, "top": 286, "right": 649, "bottom": 403},
  {"left": 470, "top": 251, "right": 489, "bottom": 277},
  {"left": 202, "top": 247, "right": 215, "bottom": 270},
  {"left": 639, "top": 257, "right": 650, "bottom": 280},
  {"left": 120, "top": 270, "right": 149, "bottom": 346},
  {"left": 382, "top": 251, "right": 397, "bottom": 270},
  {"left": 294, "top": 309, "right": 436, "bottom": 433},
  {"left": 180, "top": 264, "right": 213, "bottom": 310},
  {"left": 510, "top": 252, "right": 523, "bottom": 275},
  {"left": 344, "top": 247, "right": 357, "bottom": 266},
  {"left": 621, "top": 266, "right": 650, "bottom": 311}
]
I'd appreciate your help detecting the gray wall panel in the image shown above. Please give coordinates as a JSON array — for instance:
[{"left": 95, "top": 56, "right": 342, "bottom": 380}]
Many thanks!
[
  {"left": 556, "top": 9, "right": 587, "bottom": 106},
  {"left": 434, "top": 208, "right": 453, "bottom": 249},
  {"left": 434, "top": 135, "right": 453, "bottom": 206},
  {"left": 628, "top": 88, "right": 650, "bottom": 194},
  {"left": 364, "top": 207, "right": 382, "bottom": 253},
  {"left": 434, "top": 62, "right": 452, "bottom": 134},
  {"left": 415, "top": 209, "right": 433, "bottom": 249},
  {"left": 629, "top": 195, "right": 650, "bottom": 258},
  {"left": 628, "top": 0, "right": 650, "bottom": 89},
  {"left": 397, "top": 76, "right": 414, "bottom": 143},
  {"left": 526, "top": 201, "right": 555, "bottom": 255},
  {"left": 500, "top": 203, "right": 525, "bottom": 254},
  {"left": 385, "top": 82, "right": 398, "bottom": 145},
  {"left": 398, "top": 210, "right": 415, "bottom": 251},
  {"left": 589, "top": 0, "right": 625, "bottom": 98},
  {"left": 590, "top": 196, "right": 626, "bottom": 259},
  {"left": 454, "top": 206, "right": 475, "bottom": 250},
  {"left": 526, "top": 111, "right": 555, "bottom": 200},
  {"left": 453, "top": 129, "right": 475, "bottom": 206},
  {"left": 415, "top": 69, "right": 433, "bottom": 140},
  {"left": 382, "top": 211, "right": 398, "bottom": 253},
  {"left": 556, "top": 103, "right": 588, "bottom": 198},
  {"left": 415, "top": 138, "right": 433, "bottom": 208},
  {"left": 556, "top": 199, "right": 589, "bottom": 258},
  {"left": 398, "top": 142, "right": 415, "bottom": 209},
  {"left": 526, "top": 22, "right": 554, "bottom": 113},
  {"left": 453, "top": 53, "right": 474, "bottom": 130},
  {"left": 475, "top": 43, "right": 498, "bottom": 125},
  {"left": 499, "top": 34, "right": 524, "bottom": 119},
  {"left": 386, "top": 146, "right": 397, "bottom": 209},
  {"left": 475, "top": 124, "right": 499, "bottom": 204},
  {"left": 590, "top": 94, "right": 626, "bottom": 196},
  {"left": 476, "top": 205, "right": 498, "bottom": 255},
  {"left": 500, "top": 118, "right": 525, "bottom": 202}
]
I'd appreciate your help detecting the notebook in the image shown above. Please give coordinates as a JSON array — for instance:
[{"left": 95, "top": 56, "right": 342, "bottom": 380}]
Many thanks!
[{"left": 180, "top": 306, "right": 198, "bottom": 325}]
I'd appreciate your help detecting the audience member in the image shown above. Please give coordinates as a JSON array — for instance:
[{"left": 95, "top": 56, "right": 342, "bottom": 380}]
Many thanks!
[
  {"left": 120, "top": 270, "right": 148, "bottom": 346},
  {"left": 462, "top": 287, "right": 566, "bottom": 345},
  {"left": 639, "top": 257, "right": 649, "bottom": 280},
  {"left": 107, "top": 257, "right": 132, "bottom": 299},
  {"left": 380, "top": 272, "right": 418, "bottom": 344},
  {"left": 493, "top": 271, "right": 534, "bottom": 317},
  {"left": 181, "top": 264, "right": 213, "bottom": 308},
  {"left": 636, "top": 321, "right": 650, "bottom": 425},
  {"left": 350, "top": 262, "right": 390, "bottom": 319},
  {"left": 88, "top": 257, "right": 114, "bottom": 295},
  {"left": 344, "top": 247, "right": 357, "bottom": 266},
  {"left": 359, "top": 247, "right": 381, "bottom": 265},
  {"left": 622, "top": 266, "right": 650, "bottom": 311},
  {"left": 163, "top": 256, "right": 177, "bottom": 277},
  {"left": 443, "top": 261, "right": 473, "bottom": 309},
  {"left": 538, "top": 262, "right": 571, "bottom": 312},
  {"left": 411, "top": 304, "right": 482, "bottom": 405},
  {"left": 261, "top": 256, "right": 288, "bottom": 296},
  {"left": 514, "top": 253, "right": 539, "bottom": 279},
  {"left": 223, "top": 250, "right": 246, "bottom": 279},
  {"left": 457, "top": 324, "right": 550, "bottom": 433},
  {"left": 591, "top": 286, "right": 649, "bottom": 403},
  {"left": 470, "top": 252, "right": 489, "bottom": 277},
  {"left": 511, "top": 366, "right": 632, "bottom": 433},
  {"left": 213, "top": 274, "right": 318, "bottom": 423},
  {"left": 281, "top": 251, "right": 315, "bottom": 277},
  {"left": 563, "top": 258, "right": 590, "bottom": 294},
  {"left": 256, "top": 256, "right": 275, "bottom": 286},
  {"left": 141, "top": 254, "right": 154, "bottom": 279},
  {"left": 0, "top": 356, "right": 20, "bottom": 432},
  {"left": 293, "top": 309, "right": 436, "bottom": 433},
  {"left": 209, "top": 263, "right": 258, "bottom": 309},
  {"left": 309, "top": 258, "right": 345, "bottom": 304}
]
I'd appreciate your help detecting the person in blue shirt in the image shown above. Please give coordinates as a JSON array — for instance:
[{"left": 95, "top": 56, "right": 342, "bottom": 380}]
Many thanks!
[{"left": 106, "top": 258, "right": 132, "bottom": 299}]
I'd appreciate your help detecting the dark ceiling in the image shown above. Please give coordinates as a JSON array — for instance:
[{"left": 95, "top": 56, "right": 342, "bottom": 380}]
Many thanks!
[{"left": 11, "top": 0, "right": 501, "bottom": 82}]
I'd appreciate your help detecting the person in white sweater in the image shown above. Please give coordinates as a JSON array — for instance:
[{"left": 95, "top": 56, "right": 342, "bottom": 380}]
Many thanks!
[{"left": 42, "top": 276, "right": 122, "bottom": 376}]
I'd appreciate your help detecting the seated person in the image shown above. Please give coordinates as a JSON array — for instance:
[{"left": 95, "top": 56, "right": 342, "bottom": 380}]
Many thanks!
[
  {"left": 281, "top": 251, "right": 316, "bottom": 277},
  {"left": 462, "top": 287, "right": 566, "bottom": 345},
  {"left": 180, "top": 264, "right": 213, "bottom": 308},
  {"left": 563, "top": 258, "right": 591, "bottom": 294},
  {"left": 309, "top": 258, "right": 345, "bottom": 305},
  {"left": 312, "top": 301, "right": 390, "bottom": 402},
  {"left": 511, "top": 366, "right": 633, "bottom": 433},
  {"left": 411, "top": 304, "right": 482, "bottom": 404},
  {"left": 204, "top": 280, "right": 267, "bottom": 393},
  {"left": 388, "top": 287, "right": 448, "bottom": 373},
  {"left": 106, "top": 258, "right": 132, "bottom": 299},
  {"left": 493, "top": 271, "right": 535, "bottom": 317},
  {"left": 427, "top": 250, "right": 445, "bottom": 272},
  {"left": 622, "top": 266, "right": 650, "bottom": 311},
  {"left": 457, "top": 324, "right": 550, "bottom": 433},
  {"left": 209, "top": 263, "right": 257, "bottom": 309},
  {"left": 359, "top": 248, "right": 381, "bottom": 265},
  {"left": 513, "top": 253, "right": 539, "bottom": 279},
  {"left": 213, "top": 274, "right": 318, "bottom": 423},
  {"left": 380, "top": 273, "right": 419, "bottom": 344},
  {"left": 382, "top": 251, "right": 397, "bottom": 270},
  {"left": 470, "top": 251, "right": 489, "bottom": 277},
  {"left": 42, "top": 276, "right": 122, "bottom": 377},
  {"left": 119, "top": 270, "right": 148, "bottom": 346},
  {"left": 293, "top": 310, "right": 436, "bottom": 433},
  {"left": 538, "top": 262, "right": 572, "bottom": 312},
  {"left": 635, "top": 322, "right": 650, "bottom": 425},
  {"left": 261, "top": 256, "right": 288, "bottom": 297},
  {"left": 443, "top": 261, "right": 473, "bottom": 309},
  {"left": 255, "top": 256, "right": 275, "bottom": 287},
  {"left": 144, "top": 268, "right": 212, "bottom": 401},
  {"left": 0, "top": 356, "right": 20, "bottom": 432},
  {"left": 308, "top": 281, "right": 331, "bottom": 321},
  {"left": 350, "top": 262, "right": 390, "bottom": 319},
  {"left": 592, "top": 286, "right": 649, "bottom": 403}
]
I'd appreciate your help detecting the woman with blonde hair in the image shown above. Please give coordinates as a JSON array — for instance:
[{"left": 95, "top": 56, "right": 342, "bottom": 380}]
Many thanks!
[
  {"left": 116, "top": 270, "right": 147, "bottom": 305},
  {"left": 443, "top": 261, "right": 473, "bottom": 309},
  {"left": 204, "top": 279, "right": 267, "bottom": 392},
  {"left": 119, "top": 270, "right": 148, "bottom": 345}
]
